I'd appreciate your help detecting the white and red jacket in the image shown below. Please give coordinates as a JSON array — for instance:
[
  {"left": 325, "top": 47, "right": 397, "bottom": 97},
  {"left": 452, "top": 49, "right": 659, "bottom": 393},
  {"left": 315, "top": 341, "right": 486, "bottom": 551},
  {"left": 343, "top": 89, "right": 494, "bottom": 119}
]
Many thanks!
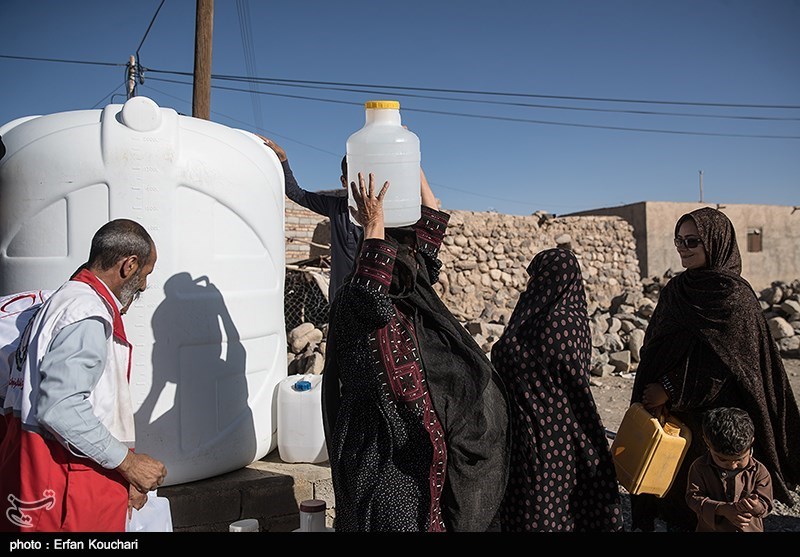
[{"left": 3, "top": 270, "right": 135, "bottom": 450}]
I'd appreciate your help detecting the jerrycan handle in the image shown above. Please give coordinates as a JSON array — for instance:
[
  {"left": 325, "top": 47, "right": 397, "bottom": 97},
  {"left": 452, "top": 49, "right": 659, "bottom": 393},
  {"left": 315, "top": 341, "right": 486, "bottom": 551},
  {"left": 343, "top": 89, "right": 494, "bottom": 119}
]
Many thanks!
[{"left": 656, "top": 408, "right": 682, "bottom": 437}]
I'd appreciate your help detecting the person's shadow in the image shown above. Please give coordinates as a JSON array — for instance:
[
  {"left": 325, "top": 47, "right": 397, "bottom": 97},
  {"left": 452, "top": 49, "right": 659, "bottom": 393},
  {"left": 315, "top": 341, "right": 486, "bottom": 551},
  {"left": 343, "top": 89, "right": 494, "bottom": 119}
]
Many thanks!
[{"left": 135, "top": 272, "right": 254, "bottom": 485}]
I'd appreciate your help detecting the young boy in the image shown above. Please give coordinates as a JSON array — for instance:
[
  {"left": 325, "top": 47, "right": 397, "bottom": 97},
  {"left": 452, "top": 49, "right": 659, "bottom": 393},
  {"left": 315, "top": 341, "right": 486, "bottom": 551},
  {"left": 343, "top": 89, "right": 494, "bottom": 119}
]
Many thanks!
[{"left": 686, "top": 407, "right": 773, "bottom": 532}]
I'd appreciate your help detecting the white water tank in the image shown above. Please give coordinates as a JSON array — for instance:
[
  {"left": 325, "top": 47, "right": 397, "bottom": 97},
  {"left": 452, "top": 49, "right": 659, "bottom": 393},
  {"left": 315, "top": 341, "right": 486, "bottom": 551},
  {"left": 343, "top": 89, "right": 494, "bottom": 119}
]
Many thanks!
[{"left": 0, "top": 96, "right": 287, "bottom": 485}]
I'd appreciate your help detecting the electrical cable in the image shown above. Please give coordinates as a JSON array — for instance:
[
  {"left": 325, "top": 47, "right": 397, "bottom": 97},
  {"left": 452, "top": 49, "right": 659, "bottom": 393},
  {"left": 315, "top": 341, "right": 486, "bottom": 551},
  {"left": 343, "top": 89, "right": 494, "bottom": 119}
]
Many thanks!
[
  {"left": 0, "top": 54, "right": 123, "bottom": 67},
  {"left": 140, "top": 82, "right": 343, "bottom": 158},
  {"left": 91, "top": 82, "right": 125, "bottom": 109},
  {"left": 4, "top": 54, "right": 797, "bottom": 111},
  {"left": 145, "top": 67, "right": 800, "bottom": 110},
  {"left": 147, "top": 76, "right": 800, "bottom": 140},
  {"left": 235, "top": 0, "right": 264, "bottom": 131},
  {"left": 204, "top": 74, "right": 800, "bottom": 122},
  {"left": 136, "top": 0, "right": 167, "bottom": 57},
  {"left": 133, "top": 0, "right": 167, "bottom": 97}
]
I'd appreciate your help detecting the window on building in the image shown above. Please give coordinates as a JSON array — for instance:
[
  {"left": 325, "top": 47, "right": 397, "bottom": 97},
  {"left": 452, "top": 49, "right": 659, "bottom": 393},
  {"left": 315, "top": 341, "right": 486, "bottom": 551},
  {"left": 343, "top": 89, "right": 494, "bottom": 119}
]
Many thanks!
[{"left": 747, "top": 228, "right": 762, "bottom": 253}]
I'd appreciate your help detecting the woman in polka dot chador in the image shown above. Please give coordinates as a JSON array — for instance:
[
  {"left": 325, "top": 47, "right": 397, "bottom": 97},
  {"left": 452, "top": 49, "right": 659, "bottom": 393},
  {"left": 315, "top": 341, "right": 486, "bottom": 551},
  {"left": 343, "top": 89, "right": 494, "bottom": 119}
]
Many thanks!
[{"left": 491, "top": 248, "right": 623, "bottom": 532}]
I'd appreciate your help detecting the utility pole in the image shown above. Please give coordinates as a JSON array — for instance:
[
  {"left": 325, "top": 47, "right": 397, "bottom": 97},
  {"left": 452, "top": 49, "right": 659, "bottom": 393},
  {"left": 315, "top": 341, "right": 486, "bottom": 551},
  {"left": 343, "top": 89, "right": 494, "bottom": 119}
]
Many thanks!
[
  {"left": 699, "top": 170, "right": 704, "bottom": 203},
  {"left": 192, "top": 0, "right": 214, "bottom": 119},
  {"left": 127, "top": 55, "right": 136, "bottom": 99}
]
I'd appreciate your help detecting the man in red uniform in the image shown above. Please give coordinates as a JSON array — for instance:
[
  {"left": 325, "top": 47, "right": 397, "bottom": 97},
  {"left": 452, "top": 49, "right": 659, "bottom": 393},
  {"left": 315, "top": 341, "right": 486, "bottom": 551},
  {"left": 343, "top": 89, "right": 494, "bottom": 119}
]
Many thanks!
[{"left": 0, "top": 219, "right": 167, "bottom": 531}]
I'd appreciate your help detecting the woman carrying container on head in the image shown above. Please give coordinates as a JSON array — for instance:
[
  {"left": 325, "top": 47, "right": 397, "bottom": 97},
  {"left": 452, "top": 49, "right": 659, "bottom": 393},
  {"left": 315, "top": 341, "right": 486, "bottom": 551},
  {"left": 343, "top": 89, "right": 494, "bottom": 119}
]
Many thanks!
[{"left": 321, "top": 171, "right": 510, "bottom": 532}]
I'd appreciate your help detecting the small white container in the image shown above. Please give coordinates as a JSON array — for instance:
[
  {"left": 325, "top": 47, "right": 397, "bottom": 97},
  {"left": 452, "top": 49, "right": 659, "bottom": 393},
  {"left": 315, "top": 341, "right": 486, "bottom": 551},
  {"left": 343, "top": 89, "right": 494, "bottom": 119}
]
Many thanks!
[
  {"left": 346, "top": 100, "right": 421, "bottom": 228},
  {"left": 297, "top": 499, "right": 326, "bottom": 532},
  {"left": 277, "top": 374, "right": 328, "bottom": 464},
  {"left": 229, "top": 518, "right": 259, "bottom": 532}
]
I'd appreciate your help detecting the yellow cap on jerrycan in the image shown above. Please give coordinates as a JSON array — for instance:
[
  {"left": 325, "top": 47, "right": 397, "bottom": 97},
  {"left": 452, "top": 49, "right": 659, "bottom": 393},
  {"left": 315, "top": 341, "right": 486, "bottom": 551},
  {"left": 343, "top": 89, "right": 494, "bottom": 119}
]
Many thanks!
[
  {"left": 346, "top": 100, "right": 421, "bottom": 228},
  {"left": 364, "top": 100, "right": 400, "bottom": 109}
]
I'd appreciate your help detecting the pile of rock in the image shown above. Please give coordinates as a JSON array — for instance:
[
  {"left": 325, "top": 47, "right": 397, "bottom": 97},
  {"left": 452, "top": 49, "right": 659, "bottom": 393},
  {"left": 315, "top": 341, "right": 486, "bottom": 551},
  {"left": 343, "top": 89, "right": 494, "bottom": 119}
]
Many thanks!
[
  {"left": 572, "top": 277, "right": 800, "bottom": 375},
  {"left": 760, "top": 279, "right": 800, "bottom": 359},
  {"left": 286, "top": 322, "right": 327, "bottom": 376}
]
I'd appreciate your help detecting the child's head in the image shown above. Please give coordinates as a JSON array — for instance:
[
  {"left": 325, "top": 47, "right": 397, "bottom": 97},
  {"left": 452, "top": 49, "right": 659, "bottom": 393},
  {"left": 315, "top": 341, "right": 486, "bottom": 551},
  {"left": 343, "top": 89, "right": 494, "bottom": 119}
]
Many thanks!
[{"left": 702, "top": 407, "right": 754, "bottom": 470}]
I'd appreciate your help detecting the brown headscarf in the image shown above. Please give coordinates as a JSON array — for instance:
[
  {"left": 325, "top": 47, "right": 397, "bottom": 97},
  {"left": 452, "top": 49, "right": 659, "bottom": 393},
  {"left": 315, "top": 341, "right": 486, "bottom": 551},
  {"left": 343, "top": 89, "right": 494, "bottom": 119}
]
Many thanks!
[{"left": 633, "top": 207, "right": 800, "bottom": 505}]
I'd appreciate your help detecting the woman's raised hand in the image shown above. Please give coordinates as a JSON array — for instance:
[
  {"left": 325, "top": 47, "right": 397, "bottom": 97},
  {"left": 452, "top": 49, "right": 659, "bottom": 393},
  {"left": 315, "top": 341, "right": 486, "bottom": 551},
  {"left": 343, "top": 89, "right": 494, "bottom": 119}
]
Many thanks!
[{"left": 349, "top": 172, "right": 389, "bottom": 240}]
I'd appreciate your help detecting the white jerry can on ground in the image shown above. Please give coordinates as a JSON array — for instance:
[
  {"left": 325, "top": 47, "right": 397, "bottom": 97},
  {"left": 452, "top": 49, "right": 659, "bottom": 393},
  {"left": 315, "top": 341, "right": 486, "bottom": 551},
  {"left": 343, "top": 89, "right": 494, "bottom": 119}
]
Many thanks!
[
  {"left": 277, "top": 374, "right": 328, "bottom": 464},
  {"left": 0, "top": 96, "right": 287, "bottom": 485}
]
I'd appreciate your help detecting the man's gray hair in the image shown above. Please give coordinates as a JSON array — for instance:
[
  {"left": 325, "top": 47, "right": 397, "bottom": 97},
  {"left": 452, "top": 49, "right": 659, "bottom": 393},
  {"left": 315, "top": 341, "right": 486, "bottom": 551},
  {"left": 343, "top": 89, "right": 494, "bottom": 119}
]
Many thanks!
[{"left": 87, "top": 219, "right": 153, "bottom": 271}]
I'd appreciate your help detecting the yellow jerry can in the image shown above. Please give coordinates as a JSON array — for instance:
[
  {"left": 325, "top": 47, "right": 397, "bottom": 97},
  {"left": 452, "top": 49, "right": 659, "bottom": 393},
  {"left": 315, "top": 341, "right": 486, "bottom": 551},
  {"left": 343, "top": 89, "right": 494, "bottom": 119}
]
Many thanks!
[{"left": 611, "top": 402, "right": 692, "bottom": 497}]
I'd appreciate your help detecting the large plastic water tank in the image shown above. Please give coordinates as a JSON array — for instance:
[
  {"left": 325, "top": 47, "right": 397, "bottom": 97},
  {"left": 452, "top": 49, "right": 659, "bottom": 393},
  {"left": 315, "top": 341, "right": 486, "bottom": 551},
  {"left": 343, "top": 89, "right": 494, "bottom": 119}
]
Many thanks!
[{"left": 0, "top": 96, "right": 287, "bottom": 485}]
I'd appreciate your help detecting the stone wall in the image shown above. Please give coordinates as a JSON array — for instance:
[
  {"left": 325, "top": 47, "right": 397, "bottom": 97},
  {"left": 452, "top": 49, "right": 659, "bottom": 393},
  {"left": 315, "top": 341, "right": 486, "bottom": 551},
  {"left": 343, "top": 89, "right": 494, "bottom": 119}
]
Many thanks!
[
  {"left": 435, "top": 210, "right": 641, "bottom": 322},
  {"left": 284, "top": 203, "right": 642, "bottom": 315},
  {"left": 284, "top": 207, "right": 800, "bottom": 381}
]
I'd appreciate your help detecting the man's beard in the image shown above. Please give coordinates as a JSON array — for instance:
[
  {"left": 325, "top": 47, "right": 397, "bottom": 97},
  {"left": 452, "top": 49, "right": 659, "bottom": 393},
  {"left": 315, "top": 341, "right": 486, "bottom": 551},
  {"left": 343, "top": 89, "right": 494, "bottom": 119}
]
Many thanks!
[{"left": 119, "top": 269, "right": 143, "bottom": 309}]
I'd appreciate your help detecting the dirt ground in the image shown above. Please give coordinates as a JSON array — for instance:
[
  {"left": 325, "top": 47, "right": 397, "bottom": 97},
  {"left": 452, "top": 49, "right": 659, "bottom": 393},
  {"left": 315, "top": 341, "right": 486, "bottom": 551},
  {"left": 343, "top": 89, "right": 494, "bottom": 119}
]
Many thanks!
[{"left": 590, "top": 357, "right": 800, "bottom": 532}]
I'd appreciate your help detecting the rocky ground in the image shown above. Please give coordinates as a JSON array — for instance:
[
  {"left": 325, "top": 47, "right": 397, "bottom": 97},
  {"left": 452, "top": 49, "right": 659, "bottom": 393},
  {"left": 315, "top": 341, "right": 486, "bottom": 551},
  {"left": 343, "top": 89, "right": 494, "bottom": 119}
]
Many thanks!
[{"left": 590, "top": 357, "right": 800, "bottom": 532}]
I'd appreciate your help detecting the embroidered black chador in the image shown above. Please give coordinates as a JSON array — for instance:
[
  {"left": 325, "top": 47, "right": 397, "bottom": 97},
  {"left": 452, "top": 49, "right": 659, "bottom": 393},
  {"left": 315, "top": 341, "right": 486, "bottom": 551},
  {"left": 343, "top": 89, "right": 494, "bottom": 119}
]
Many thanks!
[{"left": 321, "top": 207, "right": 510, "bottom": 532}]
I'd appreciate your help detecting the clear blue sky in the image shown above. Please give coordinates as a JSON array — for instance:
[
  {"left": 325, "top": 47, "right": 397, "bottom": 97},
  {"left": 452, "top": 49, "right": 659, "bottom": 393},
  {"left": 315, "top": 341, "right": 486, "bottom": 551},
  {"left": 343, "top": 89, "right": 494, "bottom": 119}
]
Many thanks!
[{"left": 2, "top": 0, "right": 798, "bottom": 215}]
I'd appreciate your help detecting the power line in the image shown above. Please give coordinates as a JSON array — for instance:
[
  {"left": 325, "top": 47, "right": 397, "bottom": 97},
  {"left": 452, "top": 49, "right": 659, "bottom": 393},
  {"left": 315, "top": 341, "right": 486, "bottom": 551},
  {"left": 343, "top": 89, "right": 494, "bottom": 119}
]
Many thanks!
[
  {"left": 6, "top": 51, "right": 800, "bottom": 195},
  {"left": 140, "top": 82, "right": 343, "bottom": 158},
  {"left": 138, "top": 82, "right": 772, "bottom": 212},
  {"left": 403, "top": 106, "right": 800, "bottom": 140},
  {"left": 133, "top": 0, "right": 167, "bottom": 97},
  {"left": 235, "top": 0, "right": 264, "bottom": 132},
  {"left": 147, "top": 76, "right": 800, "bottom": 140},
  {"left": 140, "top": 83, "right": 547, "bottom": 208},
  {"left": 148, "top": 68, "right": 800, "bottom": 110},
  {"left": 136, "top": 0, "right": 167, "bottom": 58},
  {"left": 428, "top": 181, "right": 541, "bottom": 208},
  {"left": 91, "top": 82, "right": 125, "bottom": 109},
  {"left": 205, "top": 74, "right": 800, "bottom": 122},
  {"left": 5, "top": 54, "right": 798, "bottom": 111},
  {"left": 0, "top": 54, "right": 123, "bottom": 68},
  {"left": 2, "top": 52, "right": 791, "bottom": 212}
]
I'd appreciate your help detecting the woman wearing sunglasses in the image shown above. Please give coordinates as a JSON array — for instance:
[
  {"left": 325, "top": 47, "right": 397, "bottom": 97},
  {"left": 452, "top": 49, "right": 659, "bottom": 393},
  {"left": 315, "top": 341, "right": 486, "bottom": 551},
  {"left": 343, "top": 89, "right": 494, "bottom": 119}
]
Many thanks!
[{"left": 629, "top": 207, "right": 800, "bottom": 532}]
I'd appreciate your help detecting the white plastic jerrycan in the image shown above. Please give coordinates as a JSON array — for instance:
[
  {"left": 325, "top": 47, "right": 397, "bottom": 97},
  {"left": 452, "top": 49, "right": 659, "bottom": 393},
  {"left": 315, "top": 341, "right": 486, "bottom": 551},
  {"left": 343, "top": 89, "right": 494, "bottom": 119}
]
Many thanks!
[
  {"left": 346, "top": 100, "right": 421, "bottom": 228},
  {"left": 277, "top": 374, "right": 328, "bottom": 464}
]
